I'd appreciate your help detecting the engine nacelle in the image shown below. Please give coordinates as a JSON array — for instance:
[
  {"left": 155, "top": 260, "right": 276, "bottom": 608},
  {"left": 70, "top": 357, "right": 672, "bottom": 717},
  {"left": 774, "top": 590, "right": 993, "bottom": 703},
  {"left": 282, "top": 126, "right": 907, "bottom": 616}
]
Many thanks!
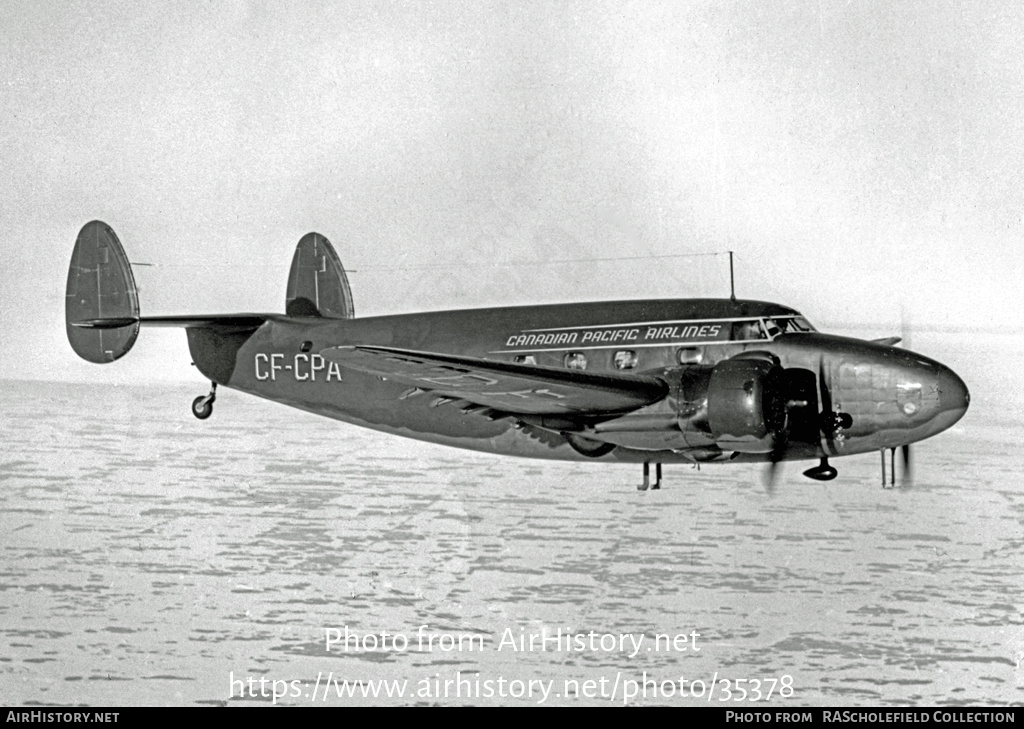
[
  {"left": 565, "top": 356, "right": 791, "bottom": 454},
  {"left": 706, "top": 358, "right": 787, "bottom": 452}
]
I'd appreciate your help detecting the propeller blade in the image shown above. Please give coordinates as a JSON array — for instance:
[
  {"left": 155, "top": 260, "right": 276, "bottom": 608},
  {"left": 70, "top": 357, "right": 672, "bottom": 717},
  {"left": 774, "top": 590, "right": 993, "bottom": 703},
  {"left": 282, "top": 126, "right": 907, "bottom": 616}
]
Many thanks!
[
  {"left": 762, "top": 460, "right": 781, "bottom": 494},
  {"left": 900, "top": 444, "right": 913, "bottom": 486},
  {"left": 818, "top": 356, "right": 836, "bottom": 451},
  {"left": 900, "top": 303, "right": 913, "bottom": 351},
  {"left": 818, "top": 356, "right": 832, "bottom": 412},
  {"left": 762, "top": 429, "right": 790, "bottom": 494}
]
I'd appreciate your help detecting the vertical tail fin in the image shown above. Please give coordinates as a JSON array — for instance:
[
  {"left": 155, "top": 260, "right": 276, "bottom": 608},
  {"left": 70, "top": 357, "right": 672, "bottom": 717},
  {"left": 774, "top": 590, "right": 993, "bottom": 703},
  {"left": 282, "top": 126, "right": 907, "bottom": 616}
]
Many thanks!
[
  {"left": 65, "top": 221, "right": 141, "bottom": 363},
  {"left": 285, "top": 232, "right": 355, "bottom": 319}
]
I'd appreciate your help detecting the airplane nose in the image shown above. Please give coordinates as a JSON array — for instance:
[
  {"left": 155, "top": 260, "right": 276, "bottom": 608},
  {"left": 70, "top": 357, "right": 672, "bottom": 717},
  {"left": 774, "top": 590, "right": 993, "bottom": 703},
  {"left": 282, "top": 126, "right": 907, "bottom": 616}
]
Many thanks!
[{"left": 936, "top": 365, "right": 970, "bottom": 420}]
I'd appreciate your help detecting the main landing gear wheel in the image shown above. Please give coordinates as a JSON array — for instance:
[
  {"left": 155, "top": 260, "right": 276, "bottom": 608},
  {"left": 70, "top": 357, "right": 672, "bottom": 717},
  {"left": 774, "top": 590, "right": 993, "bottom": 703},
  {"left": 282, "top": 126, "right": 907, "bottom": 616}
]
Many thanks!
[{"left": 191, "top": 383, "right": 217, "bottom": 420}]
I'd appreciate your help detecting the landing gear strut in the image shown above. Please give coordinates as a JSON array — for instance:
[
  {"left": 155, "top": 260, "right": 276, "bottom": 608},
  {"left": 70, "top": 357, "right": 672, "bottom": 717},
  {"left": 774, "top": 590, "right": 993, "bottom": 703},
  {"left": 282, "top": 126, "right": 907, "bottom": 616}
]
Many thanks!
[
  {"left": 638, "top": 462, "right": 662, "bottom": 491},
  {"left": 192, "top": 382, "right": 217, "bottom": 420},
  {"left": 802, "top": 457, "right": 837, "bottom": 481}
]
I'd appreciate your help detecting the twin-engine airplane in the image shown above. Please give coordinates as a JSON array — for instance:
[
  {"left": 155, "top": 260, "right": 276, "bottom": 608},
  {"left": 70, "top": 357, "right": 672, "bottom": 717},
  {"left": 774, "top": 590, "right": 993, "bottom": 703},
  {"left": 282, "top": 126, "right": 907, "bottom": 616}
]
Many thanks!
[{"left": 66, "top": 220, "right": 969, "bottom": 490}]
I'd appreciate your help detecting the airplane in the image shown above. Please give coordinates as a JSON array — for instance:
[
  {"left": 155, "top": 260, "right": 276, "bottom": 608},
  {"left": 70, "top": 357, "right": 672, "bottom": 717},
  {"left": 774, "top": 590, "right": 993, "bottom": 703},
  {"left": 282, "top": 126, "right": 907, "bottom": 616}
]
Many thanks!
[{"left": 65, "top": 220, "right": 970, "bottom": 491}]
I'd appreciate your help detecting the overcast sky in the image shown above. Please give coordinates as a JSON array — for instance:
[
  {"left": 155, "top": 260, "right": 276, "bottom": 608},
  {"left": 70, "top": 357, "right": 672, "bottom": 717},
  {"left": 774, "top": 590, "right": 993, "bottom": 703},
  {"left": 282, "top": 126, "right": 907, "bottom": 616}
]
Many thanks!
[{"left": 3, "top": 0, "right": 1023, "bottom": 385}]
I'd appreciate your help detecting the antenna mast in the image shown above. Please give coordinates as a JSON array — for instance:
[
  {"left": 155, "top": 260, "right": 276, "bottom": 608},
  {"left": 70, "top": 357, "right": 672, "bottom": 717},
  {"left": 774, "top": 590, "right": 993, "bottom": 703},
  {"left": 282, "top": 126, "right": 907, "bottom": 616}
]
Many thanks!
[{"left": 728, "top": 251, "right": 736, "bottom": 302}]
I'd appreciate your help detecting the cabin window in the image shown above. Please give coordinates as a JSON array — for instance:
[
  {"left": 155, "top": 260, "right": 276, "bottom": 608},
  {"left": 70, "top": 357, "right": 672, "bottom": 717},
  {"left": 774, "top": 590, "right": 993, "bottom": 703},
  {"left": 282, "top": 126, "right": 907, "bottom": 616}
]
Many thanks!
[
  {"left": 300, "top": 341, "right": 313, "bottom": 353},
  {"left": 513, "top": 354, "right": 537, "bottom": 365},
  {"left": 730, "top": 320, "right": 767, "bottom": 341},
  {"left": 563, "top": 352, "right": 587, "bottom": 370},
  {"left": 613, "top": 350, "right": 638, "bottom": 370},
  {"left": 676, "top": 347, "right": 703, "bottom": 364}
]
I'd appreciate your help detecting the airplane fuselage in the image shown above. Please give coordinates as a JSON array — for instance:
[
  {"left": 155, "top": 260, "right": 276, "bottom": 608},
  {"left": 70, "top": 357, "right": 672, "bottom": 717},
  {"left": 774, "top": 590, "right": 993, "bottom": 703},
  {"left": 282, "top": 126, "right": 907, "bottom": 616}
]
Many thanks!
[
  {"left": 186, "top": 298, "right": 969, "bottom": 466},
  {"left": 65, "top": 221, "right": 969, "bottom": 481}
]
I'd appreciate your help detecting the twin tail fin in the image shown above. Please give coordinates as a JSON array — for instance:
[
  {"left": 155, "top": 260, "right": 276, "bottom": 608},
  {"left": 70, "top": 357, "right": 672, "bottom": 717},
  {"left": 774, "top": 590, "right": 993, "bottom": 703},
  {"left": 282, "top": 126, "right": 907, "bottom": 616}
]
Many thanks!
[
  {"left": 65, "top": 221, "right": 141, "bottom": 363},
  {"left": 65, "top": 221, "right": 355, "bottom": 364},
  {"left": 285, "top": 232, "right": 355, "bottom": 319}
]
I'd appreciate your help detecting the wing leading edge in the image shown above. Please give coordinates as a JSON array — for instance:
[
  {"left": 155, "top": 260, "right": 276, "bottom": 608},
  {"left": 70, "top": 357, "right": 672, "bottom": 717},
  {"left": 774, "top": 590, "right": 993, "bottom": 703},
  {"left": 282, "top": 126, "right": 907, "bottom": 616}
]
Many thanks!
[{"left": 320, "top": 345, "right": 668, "bottom": 415}]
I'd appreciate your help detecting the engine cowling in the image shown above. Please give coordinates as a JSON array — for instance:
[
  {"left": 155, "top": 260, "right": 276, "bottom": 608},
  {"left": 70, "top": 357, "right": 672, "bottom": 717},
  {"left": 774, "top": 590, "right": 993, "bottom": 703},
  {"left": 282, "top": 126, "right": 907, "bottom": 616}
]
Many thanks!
[
  {"left": 706, "top": 358, "right": 787, "bottom": 452},
  {"left": 560, "top": 355, "right": 793, "bottom": 454}
]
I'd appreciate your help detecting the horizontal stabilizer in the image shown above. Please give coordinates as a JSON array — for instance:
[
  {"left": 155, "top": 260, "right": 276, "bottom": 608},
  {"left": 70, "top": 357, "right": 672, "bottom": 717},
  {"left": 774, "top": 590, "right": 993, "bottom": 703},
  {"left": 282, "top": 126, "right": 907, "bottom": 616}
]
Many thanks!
[
  {"left": 66, "top": 220, "right": 282, "bottom": 364},
  {"left": 66, "top": 221, "right": 140, "bottom": 363},
  {"left": 286, "top": 233, "right": 354, "bottom": 318},
  {"left": 321, "top": 345, "right": 668, "bottom": 416},
  {"left": 72, "top": 314, "right": 279, "bottom": 332}
]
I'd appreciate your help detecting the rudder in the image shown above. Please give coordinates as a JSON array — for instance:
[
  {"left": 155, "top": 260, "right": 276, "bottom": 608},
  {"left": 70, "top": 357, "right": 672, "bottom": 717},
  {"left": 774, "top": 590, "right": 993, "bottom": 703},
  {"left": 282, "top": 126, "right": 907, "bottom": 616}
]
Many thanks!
[
  {"left": 65, "top": 220, "right": 140, "bottom": 363},
  {"left": 285, "top": 232, "right": 355, "bottom": 319}
]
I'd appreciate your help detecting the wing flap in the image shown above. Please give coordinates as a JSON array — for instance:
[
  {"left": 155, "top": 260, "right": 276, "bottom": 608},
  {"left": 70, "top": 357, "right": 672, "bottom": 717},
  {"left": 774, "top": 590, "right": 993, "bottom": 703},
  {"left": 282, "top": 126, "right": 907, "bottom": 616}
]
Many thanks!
[{"left": 320, "top": 345, "right": 668, "bottom": 415}]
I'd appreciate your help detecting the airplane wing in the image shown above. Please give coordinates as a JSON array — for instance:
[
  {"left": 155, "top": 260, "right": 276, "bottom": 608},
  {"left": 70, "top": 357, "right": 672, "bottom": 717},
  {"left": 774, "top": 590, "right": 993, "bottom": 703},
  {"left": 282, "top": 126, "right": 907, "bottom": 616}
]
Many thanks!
[{"left": 320, "top": 345, "right": 668, "bottom": 416}]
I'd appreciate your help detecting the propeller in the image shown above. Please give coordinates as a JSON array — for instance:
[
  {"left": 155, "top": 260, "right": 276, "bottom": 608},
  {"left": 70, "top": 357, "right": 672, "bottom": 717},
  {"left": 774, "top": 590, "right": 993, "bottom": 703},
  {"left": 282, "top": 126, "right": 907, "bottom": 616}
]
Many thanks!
[{"left": 762, "top": 356, "right": 848, "bottom": 489}]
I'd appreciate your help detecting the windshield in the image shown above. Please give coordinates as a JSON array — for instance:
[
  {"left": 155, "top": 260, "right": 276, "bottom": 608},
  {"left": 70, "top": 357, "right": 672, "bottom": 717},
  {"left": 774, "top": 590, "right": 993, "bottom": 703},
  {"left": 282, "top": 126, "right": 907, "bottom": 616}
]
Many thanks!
[{"left": 763, "top": 316, "right": 816, "bottom": 338}]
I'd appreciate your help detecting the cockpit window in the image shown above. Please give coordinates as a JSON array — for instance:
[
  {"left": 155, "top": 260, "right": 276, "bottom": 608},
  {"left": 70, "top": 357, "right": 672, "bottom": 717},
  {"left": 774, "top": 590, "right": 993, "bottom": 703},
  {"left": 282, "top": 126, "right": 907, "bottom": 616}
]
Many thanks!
[
  {"left": 730, "top": 320, "right": 767, "bottom": 341},
  {"left": 763, "top": 316, "right": 816, "bottom": 338}
]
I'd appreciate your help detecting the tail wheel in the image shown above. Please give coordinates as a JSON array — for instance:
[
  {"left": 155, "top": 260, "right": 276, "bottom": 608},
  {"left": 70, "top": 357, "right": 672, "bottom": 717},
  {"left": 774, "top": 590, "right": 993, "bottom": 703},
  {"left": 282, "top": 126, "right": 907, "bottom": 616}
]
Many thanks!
[
  {"left": 192, "top": 395, "right": 214, "bottom": 420},
  {"left": 192, "top": 382, "right": 217, "bottom": 419}
]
